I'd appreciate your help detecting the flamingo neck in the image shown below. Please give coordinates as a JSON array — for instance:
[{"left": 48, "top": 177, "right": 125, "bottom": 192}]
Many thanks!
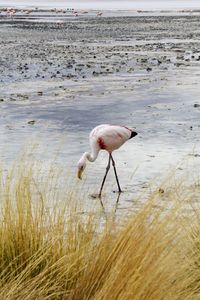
[{"left": 84, "top": 148, "right": 99, "bottom": 162}]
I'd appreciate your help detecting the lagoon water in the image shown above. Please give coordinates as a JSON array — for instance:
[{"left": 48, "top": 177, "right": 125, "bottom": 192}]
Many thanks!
[{"left": 1, "top": 5, "right": 200, "bottom": 214}]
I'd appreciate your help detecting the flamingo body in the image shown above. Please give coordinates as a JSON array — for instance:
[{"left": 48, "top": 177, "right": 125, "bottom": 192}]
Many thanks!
[
  {"left": 77, "top": 124, "right": 137, "bottom": 196},
  {"left": 90, "top": 124, "right": 136, "bottom": 153}
]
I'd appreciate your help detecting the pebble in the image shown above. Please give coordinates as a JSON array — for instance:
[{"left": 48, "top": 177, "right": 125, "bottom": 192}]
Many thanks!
[{"left": 27, "top": 120, "right": 36, "bottom": 125}]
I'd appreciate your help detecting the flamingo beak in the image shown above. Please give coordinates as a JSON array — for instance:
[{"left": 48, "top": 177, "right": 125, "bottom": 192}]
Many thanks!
[
  {"left": 130, "top": 131, "right": 138, "bottom": 139},
  {"left": 77, "top": 168, "right": 83, "bottom": 180}
]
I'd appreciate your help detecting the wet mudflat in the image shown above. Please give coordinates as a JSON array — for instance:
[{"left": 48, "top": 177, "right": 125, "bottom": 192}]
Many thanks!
[{"left": 0, "top": 11, "right": 200, "bottom": 212}]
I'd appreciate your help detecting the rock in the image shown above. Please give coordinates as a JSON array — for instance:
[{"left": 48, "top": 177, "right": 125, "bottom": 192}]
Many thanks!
[
  {"left": 27, "top": 120, "right": 36, "bottom": 125},
  {"left": 189, "top": 153, "right": 200, "bottom": 157},
  {"left": 17, "top": 94, "right": 29, "bottom": 99},
  {"left": 67, "top": 64, "right": 73, "bottom": 69},
  {"left": 66, "top": 74, "right": 73, "bottom": 79},
  {"left": 127, "top": 67, "right": 134, "bottom": 72},
  {"left": 146, "top": 67, "right": 152, "bottom": 72},
  {"left": 141, "top": 58, "right": 148, "bottom": 63}
]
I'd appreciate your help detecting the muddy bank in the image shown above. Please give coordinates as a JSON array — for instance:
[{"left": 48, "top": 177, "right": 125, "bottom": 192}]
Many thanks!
[{"left": 1, "top": 15, "right": 200, "bottom": 83}]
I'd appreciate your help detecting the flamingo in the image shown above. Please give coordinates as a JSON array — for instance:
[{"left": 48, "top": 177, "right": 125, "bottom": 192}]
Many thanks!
[
  {"left": 97, "top": 11, "right": 103, "bottom": 17},
  {"left": 77, "top": 124, "right": 137, "bottom": 197}
]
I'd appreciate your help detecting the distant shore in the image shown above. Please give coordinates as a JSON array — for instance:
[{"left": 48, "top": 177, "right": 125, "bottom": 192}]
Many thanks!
[
  {"left": 1, "top": 0, "right": 200, "bottom": 11},
  {"left": 1, "top": 6, "right": 200, "bottom": 20}
]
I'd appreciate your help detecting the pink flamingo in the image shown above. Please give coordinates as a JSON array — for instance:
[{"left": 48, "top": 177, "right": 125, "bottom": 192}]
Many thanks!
[
  {"left": 97, "top": 11, "right": 103, "bottom": 17},
  {"left": 77, "top": 124, "right": 137, "bottom": 196},
  {"left": 6, "top": 8, "right": 16, "bottom": 18}
]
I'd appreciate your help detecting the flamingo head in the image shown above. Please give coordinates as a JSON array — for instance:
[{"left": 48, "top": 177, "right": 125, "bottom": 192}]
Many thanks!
[{"left": 77, "top": 160, "right": 86, "bottom": 180}]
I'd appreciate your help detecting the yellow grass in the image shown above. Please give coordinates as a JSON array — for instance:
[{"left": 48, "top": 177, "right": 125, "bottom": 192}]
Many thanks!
[{"left": 0, "top": 163, "right": 200, "bottom": 299}]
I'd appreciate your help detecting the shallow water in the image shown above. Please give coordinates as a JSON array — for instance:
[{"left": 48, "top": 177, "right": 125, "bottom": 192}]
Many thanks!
[{"left": 0, "top": 12, "right": 200, "bottom": 214}]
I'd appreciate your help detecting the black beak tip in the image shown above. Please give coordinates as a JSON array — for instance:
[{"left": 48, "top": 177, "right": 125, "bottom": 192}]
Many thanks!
[{"left": 130, "top": 131, "right": 138, "bottom": 139}]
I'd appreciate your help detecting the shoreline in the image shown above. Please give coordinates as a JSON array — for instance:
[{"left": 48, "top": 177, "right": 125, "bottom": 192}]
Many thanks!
[
  {"left": 1, "top": 8, "right": 200, "bottom": 20},
  {"left": 0, "top": 0, "right": 200, "bottom": 11}
]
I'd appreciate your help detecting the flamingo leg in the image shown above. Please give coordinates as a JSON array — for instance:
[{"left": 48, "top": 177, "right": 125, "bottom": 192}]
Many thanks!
[
  {"left": 110, "top": 154, "right": 122, "bottom": 193},
  {"left": 99, "top": 154, "right": 111, "bottom": 197}
]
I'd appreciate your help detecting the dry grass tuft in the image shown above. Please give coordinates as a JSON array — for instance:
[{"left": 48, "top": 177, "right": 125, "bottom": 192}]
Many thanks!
[{"left": 0, "top": 164, "right": 199, "bottom": 299}]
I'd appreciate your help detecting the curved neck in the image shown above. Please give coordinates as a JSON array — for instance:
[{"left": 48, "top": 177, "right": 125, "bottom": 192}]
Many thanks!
[
  {"left": 84, "top": 151, "right": 99, "bottom": 162},
  {"left": 84, "top": 147, "right": 99, "bottom": 162}
]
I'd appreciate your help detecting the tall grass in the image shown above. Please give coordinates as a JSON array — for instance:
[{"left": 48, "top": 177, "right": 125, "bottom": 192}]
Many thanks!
[{"left": 0, "top": 163, "right": 199, "bottom": 299}]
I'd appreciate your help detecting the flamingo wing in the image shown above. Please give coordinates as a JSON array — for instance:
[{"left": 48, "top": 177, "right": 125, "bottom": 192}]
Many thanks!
[{"left": 90, "top": 124, "right": 135, "bottom": 152}]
